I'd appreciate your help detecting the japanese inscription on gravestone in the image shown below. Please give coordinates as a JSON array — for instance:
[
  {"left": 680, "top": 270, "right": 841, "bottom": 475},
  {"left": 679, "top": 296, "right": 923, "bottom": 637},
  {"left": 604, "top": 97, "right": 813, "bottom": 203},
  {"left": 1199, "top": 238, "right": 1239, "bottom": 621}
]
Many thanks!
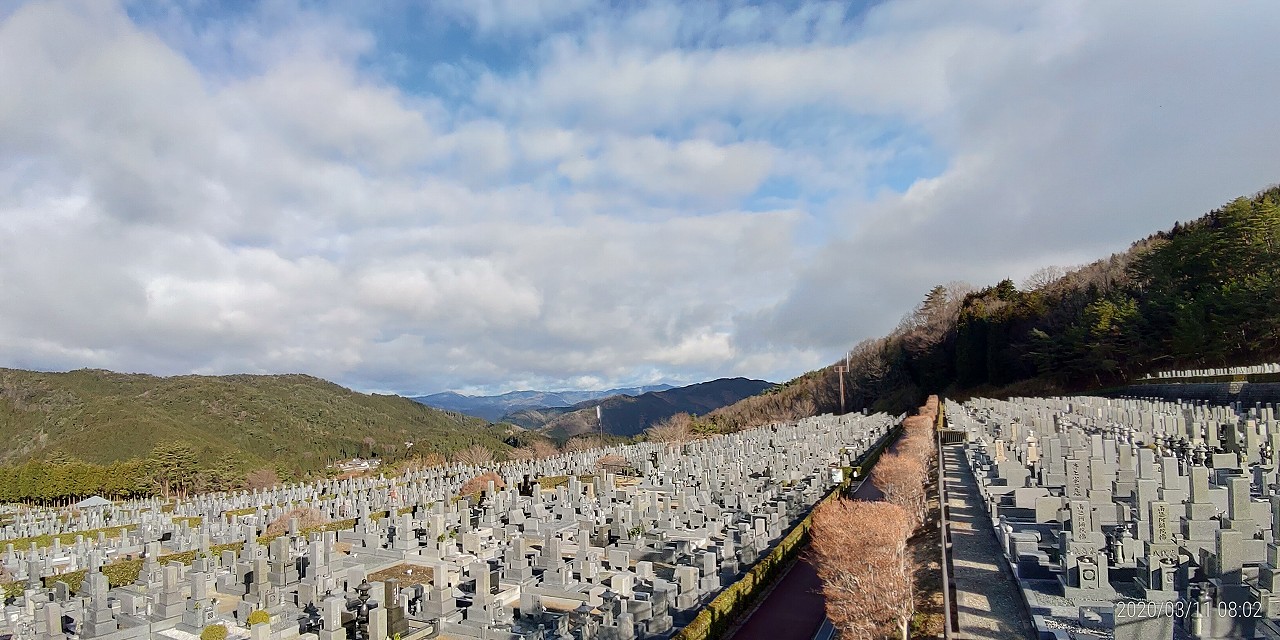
[{"left": 1067, "top": 459, "right": 1087, "bottom": 500}]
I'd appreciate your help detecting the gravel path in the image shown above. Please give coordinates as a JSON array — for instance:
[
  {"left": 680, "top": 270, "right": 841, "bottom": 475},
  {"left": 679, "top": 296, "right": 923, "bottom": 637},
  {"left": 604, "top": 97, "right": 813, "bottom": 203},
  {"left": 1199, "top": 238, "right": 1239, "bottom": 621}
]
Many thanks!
[{"left": 944, "top": 444, "right": 1036, "bottom": 640}]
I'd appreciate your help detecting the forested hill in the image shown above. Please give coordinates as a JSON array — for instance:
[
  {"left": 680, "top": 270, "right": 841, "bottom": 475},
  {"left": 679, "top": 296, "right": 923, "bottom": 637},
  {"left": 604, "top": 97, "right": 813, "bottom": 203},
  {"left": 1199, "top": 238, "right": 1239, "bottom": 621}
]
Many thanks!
[
  {"left": 504, "top": 377, "right": 775, "bottom": 439},
  {"left": 704, "top": 185, "right": 1280, "bottom": 430},
  {"left": 0, "top": 368, "right": 509, "bottom": 499},
  {"left": 412, "top": 384, "right": 675, "bottom": 421}
]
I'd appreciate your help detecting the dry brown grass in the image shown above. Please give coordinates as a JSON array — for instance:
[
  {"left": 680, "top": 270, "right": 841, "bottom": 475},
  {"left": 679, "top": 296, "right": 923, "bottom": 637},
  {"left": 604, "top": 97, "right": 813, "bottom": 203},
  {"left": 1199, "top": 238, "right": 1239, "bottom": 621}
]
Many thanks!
[
  {"left": 369, "top": 563, "right": 434, "bottom": 587},
  {"left": 263, "top": 507, "right": 326, "bottom": 537},
  {"left": 910, "top": 467, "right": 944, "bottom": 639},
  {"left": 595, "top": 454, "right": 627, "bottom": 471}
]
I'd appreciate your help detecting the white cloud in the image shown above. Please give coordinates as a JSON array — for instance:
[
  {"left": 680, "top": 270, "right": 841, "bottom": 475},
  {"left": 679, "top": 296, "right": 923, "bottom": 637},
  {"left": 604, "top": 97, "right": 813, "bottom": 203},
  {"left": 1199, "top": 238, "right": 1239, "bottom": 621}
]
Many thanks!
[
  {"left": 229, "top": 59, "right": 438, "bottom": 172},
  {"left": 475, "top": 29, "right": 969, "bottom": 131},
  {"left": 435, "top": 0, "right": 598, "bottom": 35},
  {"left": 3, "top": 0, "right": 1280, "bottom": 397},
  {"left": 355, "top": 260, "right": 543, "bottom": 328},
  {"left": 554, "top": 135, "right": 774, "bottom": 205},
  {"left": 741, "top": 0, "right": 1280, "bottom": 352}
]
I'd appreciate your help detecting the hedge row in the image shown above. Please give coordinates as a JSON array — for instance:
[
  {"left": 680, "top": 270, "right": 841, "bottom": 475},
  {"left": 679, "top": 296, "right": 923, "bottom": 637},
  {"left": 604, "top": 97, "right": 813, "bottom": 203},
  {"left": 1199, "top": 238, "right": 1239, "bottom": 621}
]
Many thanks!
[
  {"left": 672, "top": 424, "right": 902, "bottom": 640},
  {"left": 851, "top": 423, "right": 903, "bottom": 482},
  {"left": 0, "top": 525, "right": 137, "bottom": 551},
  {"left": 367, "top": 506, "right": 419, "bottom": 522},
  {"left": 3, "top": 516, "right": 363, "bottom": 599},
  {"left": 257, "top": 518, "right": 357, "bottom": 546},
  {"left": 536, "top": 475, "right": 595, "bottom": 490},
  {"left": 40, "top": 542, "right": 247, "bottom": 595}
]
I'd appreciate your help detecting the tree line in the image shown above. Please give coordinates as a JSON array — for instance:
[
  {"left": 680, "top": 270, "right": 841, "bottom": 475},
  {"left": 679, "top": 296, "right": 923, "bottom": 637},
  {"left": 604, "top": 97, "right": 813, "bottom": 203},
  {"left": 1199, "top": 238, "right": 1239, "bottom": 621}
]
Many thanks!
[
  {"left": 708, "top": 186, "right": 1280, "bottom": 427},
  {"left": 0, "top": 442, "right": 281, "bottom": 505},
  {"left": 952, "top": 188, "right": 1279, "bottom": 391},
  {"left": 812, "top": 396, "right": 940, "bottom": 639}
]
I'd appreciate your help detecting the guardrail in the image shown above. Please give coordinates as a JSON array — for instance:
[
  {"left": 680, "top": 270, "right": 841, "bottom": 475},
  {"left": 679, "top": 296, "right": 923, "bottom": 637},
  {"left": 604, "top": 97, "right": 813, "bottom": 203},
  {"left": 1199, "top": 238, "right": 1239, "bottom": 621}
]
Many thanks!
[
  {"left": 936, "top": 402, "right": 958, "bottom": 639},
  {"left": 1138, "top": 363, "right": 1280, "bottom": 382},
  {"left": 1134, "top": 372, "right": 1280, "bottom": 385}
]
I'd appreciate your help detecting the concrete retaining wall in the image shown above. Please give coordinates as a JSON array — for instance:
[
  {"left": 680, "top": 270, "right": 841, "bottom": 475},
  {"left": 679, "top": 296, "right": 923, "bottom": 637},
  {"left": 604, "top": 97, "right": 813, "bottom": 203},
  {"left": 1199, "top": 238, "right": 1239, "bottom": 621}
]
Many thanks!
[{"left": 1105, "top": 382, "right": 1280, "bottom": 406}]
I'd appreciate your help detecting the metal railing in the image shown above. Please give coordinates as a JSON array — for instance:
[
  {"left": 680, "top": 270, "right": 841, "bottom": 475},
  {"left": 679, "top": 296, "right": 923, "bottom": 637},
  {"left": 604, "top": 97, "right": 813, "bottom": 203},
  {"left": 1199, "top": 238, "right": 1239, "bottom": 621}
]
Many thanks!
[{"left": 937, "top": 402, "right": 959, "bottom": 639}]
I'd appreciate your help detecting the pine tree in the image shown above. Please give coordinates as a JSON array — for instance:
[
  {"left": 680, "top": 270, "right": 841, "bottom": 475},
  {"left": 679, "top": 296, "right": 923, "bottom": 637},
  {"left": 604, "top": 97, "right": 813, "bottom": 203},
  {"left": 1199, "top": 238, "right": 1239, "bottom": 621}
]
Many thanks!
[{"left": 149, "top": 441, "right": 198, "bottom": 499}]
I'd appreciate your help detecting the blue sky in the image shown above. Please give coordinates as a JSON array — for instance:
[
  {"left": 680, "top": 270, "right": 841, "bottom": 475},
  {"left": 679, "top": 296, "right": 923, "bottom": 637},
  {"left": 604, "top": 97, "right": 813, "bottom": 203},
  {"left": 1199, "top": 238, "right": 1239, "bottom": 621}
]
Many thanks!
[{"left": 2, "top": 1, "right": 1280, "bottom": 395}]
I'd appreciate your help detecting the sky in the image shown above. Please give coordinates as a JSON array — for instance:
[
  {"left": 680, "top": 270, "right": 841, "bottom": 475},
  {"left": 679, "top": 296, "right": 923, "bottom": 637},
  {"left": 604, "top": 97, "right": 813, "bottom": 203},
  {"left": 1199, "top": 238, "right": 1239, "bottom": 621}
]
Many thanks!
[{"left": 2, "top": 1, "right": 1280, "bottom": 396}]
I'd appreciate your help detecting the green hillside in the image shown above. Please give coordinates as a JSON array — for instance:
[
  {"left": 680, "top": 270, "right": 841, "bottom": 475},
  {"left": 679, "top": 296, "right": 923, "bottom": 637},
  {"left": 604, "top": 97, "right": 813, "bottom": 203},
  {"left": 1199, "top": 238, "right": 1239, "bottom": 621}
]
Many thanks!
[
  {"left": 0, "top": 368, "right": 510, "bottom": 500},
  {"left": 708, "top": 184, "right": 1280, "bottom": 429}
]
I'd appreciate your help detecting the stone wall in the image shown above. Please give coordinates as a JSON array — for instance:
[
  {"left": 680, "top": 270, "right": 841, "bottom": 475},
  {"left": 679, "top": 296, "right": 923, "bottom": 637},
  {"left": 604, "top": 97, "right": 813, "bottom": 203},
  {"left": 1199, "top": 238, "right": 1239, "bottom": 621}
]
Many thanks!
[{"left": 1105, "top": 382, "right": 1280, "bottom": 407}]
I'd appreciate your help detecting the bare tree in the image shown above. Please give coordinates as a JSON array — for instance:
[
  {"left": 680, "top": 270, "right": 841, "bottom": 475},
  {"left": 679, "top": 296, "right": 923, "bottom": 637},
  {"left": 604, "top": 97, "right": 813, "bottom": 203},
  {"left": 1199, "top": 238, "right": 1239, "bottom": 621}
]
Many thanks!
[
  {"left": 1021, "top": 265, "right": 1069, "bottom": 292},
  {"left": 452, "top": 444, "right": 495, "bottom": 466},
  {"left": 646, "top": 413, "right": 692, "bottom": 448},
  {"left": 245, "top": 467, "right": 281, "bottom": 491},
  {"left": 458, "top": 471, "right": 506, "bottom": 497},
  {"left": 418, "top": 452, "right": 447, "bottom": 468},
  {"left": 565, "top": 436, "right": 603, "bottom": 453},
  {"left": 790, "top": 395, "right": 817, "bottom": 420},
  {"left": 871, "top": 453, "right": 927, "bottom": 527},
  {"left": 922, "top": 394, "right": 940, "bottom": 417},
  {"left": 899, "top": 283, "right": 973, "bottom": 352},
  {"left": 507, "top": 447, "right": 535, "bottom": 461},
  {"left": 899, "top": 396, "right": 940, "bottom": 467},
  {"left": 531, "top": 440, "right": 560, "bottom": 459},
  {"left": 810, "top": 499, "right": 914, "bottom": 640},
  {"left": 390, "top": 451, "right": 448, "bottom": 474}
]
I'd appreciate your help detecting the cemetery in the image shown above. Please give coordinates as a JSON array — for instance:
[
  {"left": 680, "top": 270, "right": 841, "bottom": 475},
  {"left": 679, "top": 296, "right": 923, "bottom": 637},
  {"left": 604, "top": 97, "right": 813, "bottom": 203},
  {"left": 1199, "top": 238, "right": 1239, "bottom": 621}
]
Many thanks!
[
  {"left": 1139, "top": 364, "right": 1280, "bottom": 383},
  {"left": 0, "top": 412, "right": 893, "bottom": 639},
  {"left": 948, "top": 394, "right": 1280, "bottom": 639}
]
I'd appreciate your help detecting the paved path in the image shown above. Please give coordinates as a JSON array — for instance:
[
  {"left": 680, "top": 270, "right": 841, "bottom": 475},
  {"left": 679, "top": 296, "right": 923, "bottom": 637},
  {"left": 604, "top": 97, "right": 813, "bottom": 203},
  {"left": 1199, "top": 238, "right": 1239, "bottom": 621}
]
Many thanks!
[
  {"left": 943, "top": 444, "right": 1036, "bottom": 640},
  {"left": 728, "top": 555, "right": 826, "bottom": 640},
  {"left": 728, "top": 479, "right": 880, "bottom": 640}
]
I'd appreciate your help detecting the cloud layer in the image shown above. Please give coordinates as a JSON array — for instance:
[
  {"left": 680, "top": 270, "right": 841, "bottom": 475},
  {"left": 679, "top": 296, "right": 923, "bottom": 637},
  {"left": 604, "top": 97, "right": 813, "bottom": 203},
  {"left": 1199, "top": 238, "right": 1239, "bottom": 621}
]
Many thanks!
[{"left": 2, "top": 1, "right": 1279, "bottom": 394}]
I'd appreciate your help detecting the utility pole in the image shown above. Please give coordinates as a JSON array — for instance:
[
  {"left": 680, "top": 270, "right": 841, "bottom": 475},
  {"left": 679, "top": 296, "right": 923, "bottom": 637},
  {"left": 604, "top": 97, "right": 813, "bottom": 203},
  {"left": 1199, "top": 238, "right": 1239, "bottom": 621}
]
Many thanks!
[{"left": 835, "top": 351, "right": 851, "bottom": 415}]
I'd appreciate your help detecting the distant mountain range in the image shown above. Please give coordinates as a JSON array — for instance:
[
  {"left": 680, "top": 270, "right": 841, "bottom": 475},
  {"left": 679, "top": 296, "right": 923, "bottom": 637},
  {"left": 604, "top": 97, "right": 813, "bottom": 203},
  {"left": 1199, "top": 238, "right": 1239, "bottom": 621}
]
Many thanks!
[
  {"left": 502, "top": 377, "right": 776, "bottom": 439},
  {"left": 410, "top": 384, "right": 675, "bottom": 421}
]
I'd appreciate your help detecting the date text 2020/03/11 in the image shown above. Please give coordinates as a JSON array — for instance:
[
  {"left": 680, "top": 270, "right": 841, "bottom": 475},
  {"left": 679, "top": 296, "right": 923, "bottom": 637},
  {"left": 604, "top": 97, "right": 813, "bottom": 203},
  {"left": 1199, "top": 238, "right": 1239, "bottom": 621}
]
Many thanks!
[{"left": 1115, "top": 600, "right": 1264, "bottom": 619}]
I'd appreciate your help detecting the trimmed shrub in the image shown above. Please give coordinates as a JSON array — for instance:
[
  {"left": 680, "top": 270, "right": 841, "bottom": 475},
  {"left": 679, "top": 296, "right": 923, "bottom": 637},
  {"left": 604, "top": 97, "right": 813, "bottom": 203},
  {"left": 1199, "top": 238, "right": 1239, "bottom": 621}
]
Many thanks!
[
  {"left": 200, "top": 624, "right": 227, "bottom": 640},
  {"left": 458, "top": 471, "right": 505, "bottom": 497},
  {"left": 0, "top": 525, "right": 136, "bottom": 551}
]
